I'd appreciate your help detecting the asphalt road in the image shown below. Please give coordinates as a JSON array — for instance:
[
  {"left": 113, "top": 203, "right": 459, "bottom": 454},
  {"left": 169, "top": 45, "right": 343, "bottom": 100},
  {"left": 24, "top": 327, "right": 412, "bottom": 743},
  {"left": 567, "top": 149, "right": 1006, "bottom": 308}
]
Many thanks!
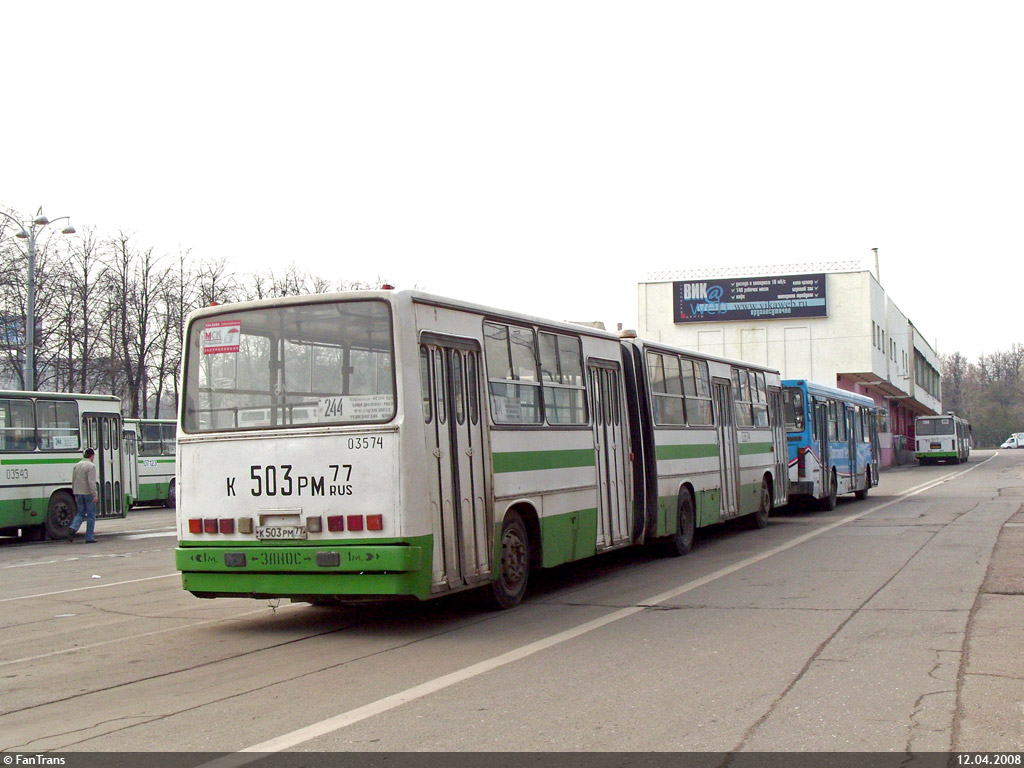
[{"left": 1, "top": 449, "right": 1022, "bottom": 757}]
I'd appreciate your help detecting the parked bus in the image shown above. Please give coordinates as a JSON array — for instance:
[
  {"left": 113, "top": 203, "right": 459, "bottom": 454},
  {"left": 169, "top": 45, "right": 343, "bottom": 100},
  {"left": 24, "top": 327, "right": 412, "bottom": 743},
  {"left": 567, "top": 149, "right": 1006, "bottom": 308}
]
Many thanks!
[
  {"left": 782, "top": 380, "right": 880, "bottom": 509},
  {"left": 174, "top": 290, "right": 788, "bottom": 608},
  {"left": 915, "top": 413, "right": 971, "bottom": 464},
  {"left": 0, "top": 391, "right": 128, "bottom": 540},
  {"left": 124, "top": 419, "right": 177, "bottom": 507}
]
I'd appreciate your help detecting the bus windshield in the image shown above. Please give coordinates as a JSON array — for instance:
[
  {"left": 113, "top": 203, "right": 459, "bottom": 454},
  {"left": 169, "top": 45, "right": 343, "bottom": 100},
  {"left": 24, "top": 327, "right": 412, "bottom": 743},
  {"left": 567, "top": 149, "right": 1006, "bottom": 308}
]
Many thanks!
[
  {"left": 182, "top": 300, "right": 395, "bottom": 432},
  {"left": 783, "top": 387, "right": 804, "bottom": 433},
  {"left": 917, "top": 417, "right": 954, "bottom": 436}
]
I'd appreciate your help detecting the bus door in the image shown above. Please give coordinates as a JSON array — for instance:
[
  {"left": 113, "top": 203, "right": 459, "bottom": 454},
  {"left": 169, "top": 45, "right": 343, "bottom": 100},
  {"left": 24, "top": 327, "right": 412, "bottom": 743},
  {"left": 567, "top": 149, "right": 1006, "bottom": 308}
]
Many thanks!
[
  {"left": 421, "top": 340, "right": 491, "bottom": 591},
  {"left": 712, "top": 378, "right": 740, "bottom": 518},
  {"left": 122, "top": 428, "right": 139, "bottom": 506},
  {"left": 767, "top": 388, "right": 788, "bottom": 508},
  {"left": 847, "top": 406, "right": 860, "bottom": 491},
  {"left": 82, "top": 413, "right": 125, "bottom": 518},
  {"left": 588, "top": 362, "right": 630, "bottom": 550},
  {"left": 870, "top": 412, "right": 880, "bottom": 485},
  {"left": 816, "top": 399, "right": 831, "bottom": 497}
]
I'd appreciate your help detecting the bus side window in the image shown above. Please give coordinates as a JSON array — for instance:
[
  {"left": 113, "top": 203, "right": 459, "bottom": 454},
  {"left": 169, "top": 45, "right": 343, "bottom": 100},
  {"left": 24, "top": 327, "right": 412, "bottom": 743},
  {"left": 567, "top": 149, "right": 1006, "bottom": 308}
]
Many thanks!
[
  {"left": 452, "top": 351, "right": 466, "bottom": 425},
  {"left": 828, "top": 401, "right": 838, "bottom": 441},
  {"left": 433, "top": 348, "right": 447, "bottom": 425},
  {"left": 539, "top": 332, "right": 587, "bottom": 426},
  {"left": 419, "top": 347, "right": 432, "bottom": 423},
  {"left": 731, "top": 369, "right": 754, "bottom": 427},
  {"left": 647, "top": 352, "right": 685, "bottom": 426},
  {"left": 467, "top": 353, "right": 480, "bottom": 426},
  {"left": 0, "top": 398, "right": 36, "bottom": 451},
  {"left": 141, "top": 423, "right": 161, "bottom": 456},
  {"left": 752, "top": 372, "right": 769, "bottom": 427},
  {"left": 160, "top": 423, "right": 175, "bottom": 455},
  {"left": 483, "top": 322, "right": 541, "bottom": 425}
]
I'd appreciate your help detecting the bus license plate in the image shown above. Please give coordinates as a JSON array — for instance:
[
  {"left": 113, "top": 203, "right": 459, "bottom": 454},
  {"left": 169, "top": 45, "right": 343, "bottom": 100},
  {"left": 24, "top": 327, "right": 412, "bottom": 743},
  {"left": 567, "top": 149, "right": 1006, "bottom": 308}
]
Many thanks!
[
  {"left": 930, "top": 442, "right": 941, "bottom": 450},
  {"left": 256, "top": 526, "right": 307, "bottom": 540}
]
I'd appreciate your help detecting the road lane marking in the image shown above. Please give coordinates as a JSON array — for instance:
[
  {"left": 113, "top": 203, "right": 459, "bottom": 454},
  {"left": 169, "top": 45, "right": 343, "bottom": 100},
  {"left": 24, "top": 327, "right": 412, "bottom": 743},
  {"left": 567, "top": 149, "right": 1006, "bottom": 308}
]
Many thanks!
[
  {"left": 0, "top": 573, "right": 179, "bottom": 604},
  {"left": 122, "top": 532, "right": 177, "bottom": 540},
  {"left": 201, "top": 453, "right": 995, "bottom": 765}
]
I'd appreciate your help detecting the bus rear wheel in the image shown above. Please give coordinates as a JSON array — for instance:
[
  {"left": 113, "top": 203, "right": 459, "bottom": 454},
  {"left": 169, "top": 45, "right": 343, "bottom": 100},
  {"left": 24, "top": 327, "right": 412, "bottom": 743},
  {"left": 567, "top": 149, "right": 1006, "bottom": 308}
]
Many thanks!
[
  {"left": 666, "top": 492, "right": 696, "bottom": 556},
  {"left": 165, "top": 479, "right": 176, "bottom": 508},
  {"left": 818, "top": 469, "right": 838, "bottom": 511},
  {"left": 489, "top": 511, "right": 530, "bottom": 609},
  {"left": 854, "top": 469, "right": 870, "bottom": 500},
  {"left": 747, "top": 478, "right": 771, "bottom": 529},
  {"left": 45, "top": 491, "right": 76, "bottom": 540}
]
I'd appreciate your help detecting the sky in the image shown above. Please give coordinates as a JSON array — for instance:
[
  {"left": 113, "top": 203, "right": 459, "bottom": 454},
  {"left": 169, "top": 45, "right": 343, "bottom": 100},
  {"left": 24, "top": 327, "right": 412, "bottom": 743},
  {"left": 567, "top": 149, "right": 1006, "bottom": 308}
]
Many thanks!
[{"left": 2, "top": 1, "right": 1021, "bottom": 361}]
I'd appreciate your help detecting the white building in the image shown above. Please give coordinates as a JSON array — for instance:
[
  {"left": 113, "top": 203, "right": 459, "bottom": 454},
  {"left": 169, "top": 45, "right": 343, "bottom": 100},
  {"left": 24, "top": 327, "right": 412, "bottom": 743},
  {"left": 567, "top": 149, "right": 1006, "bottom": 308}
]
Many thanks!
[{"left": 637, "top": 264, "right": 942, "bottom": 466}]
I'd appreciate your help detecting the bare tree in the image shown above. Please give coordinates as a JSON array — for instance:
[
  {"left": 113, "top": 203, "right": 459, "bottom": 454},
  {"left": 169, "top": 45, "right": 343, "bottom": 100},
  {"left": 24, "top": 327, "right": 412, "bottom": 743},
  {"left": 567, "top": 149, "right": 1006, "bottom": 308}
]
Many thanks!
[{"left": 103, "top": 232, "right": 169, "bottom": 417}]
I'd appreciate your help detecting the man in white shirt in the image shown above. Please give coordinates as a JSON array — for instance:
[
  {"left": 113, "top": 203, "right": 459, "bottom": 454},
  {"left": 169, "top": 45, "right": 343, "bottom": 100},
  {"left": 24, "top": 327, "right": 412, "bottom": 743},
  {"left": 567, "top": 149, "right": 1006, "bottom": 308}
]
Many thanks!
[{"left": 68, "top": 448, "right": 100, "bottom": 543}]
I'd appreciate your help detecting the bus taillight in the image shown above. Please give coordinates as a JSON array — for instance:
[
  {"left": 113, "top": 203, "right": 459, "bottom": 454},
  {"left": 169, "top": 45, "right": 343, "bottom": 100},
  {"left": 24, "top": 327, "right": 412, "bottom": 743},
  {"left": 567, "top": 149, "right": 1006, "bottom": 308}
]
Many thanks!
[
  {"left": 188, "top": 519, "right": 202, "bottom": 534},
  {"left": 797, "top": 447, "right": 806, "bottom": 477}
]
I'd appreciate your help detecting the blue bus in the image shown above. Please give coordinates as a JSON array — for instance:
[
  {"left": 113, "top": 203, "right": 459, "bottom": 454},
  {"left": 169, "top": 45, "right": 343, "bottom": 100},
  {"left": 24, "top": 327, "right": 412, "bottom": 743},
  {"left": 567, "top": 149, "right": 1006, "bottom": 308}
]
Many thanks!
[{"left": 782, "top": 380, "right": 880, "bottom": 510}]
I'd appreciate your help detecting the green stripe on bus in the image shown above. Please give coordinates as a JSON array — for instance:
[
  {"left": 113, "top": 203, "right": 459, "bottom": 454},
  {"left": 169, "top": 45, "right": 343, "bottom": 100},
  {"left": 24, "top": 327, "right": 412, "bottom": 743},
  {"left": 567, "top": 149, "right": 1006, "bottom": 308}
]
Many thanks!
[
  {"left": 655, "top": 443, "right": 718, "bottom": 461},
  {"left": 1, "top": 458, "right": 80, "bottom": 465},
  {"left": 137, "top": 458, "right": 175, "bottom": 464},
  {"left": 492, "top": 449, "right": 595, "bottom": 473},
  {"left": 738, "top": 442, "right": 774, "bottom": 455}
]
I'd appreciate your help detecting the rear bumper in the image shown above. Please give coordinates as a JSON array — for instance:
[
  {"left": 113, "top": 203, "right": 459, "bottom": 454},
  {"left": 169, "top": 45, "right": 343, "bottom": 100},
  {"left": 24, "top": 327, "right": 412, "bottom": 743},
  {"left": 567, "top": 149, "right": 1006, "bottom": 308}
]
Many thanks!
[{"left": 175, "top": 538, "right": 432, "bottom": 599}]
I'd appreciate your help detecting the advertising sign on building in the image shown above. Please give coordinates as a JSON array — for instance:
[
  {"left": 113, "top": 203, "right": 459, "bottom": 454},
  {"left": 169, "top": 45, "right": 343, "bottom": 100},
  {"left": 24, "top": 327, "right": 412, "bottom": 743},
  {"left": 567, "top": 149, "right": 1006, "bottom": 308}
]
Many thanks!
[{"left": 673, "top": 273, "right": 827, "bottom": 323}]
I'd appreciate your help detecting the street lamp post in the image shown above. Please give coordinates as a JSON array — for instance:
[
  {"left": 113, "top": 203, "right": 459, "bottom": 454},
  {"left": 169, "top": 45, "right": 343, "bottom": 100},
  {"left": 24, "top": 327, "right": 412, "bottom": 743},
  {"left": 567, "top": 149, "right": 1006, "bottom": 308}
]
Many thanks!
[{"left": 0, "top": 207, "right": 75, "bottom": 391}]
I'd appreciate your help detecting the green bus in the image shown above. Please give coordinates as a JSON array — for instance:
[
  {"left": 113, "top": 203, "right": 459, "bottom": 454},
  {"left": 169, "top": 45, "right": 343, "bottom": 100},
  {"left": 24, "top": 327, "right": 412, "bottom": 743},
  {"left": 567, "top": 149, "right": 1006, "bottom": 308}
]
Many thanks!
[{"left": 0, "top": 391, "right": 128, "bottom": 540}]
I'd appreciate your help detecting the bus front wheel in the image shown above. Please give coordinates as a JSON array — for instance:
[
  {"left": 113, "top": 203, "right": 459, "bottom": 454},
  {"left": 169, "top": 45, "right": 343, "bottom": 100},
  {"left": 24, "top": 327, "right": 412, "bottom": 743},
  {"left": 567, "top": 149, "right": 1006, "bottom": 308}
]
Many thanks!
[
  {"left": 45, "top": 491, "right": 76, "bottom": 540},
  {"left": 165, "top": 479, "right": 176, "bottom": 509},
  {"left": 489, "top": 511, "right": 530, "bottom": 610}
]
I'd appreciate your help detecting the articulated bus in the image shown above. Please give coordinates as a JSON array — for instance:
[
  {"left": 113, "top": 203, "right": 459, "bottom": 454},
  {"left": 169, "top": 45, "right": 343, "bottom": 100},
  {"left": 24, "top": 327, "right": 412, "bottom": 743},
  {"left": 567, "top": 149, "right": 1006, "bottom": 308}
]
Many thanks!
[
  {"left": 782, "top": 380, "right": 880, "bottom": 509},
  {"left": 124, "top": 419, "right": 177, "bottom": 507},
  {"left": 0, "top": 391, "right": 128, "bottom": 540},
  {"left": 174, "top": 290, "right": 788, "bottom": 608},
  {"left": 915, "top": 414, "right": 971, "bottom": 464}
]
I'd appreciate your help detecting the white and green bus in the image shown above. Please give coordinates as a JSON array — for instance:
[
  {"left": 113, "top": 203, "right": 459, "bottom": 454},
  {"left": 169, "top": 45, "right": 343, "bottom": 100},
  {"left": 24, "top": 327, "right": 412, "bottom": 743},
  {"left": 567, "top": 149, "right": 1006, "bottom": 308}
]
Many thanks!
[
  {"left": 915, "top": 413, "right": 971, "bottom": 464},
  {"left": 124, "top": 419, "right": 177, "bottom": 507},
  {"left": 0, "top": 391, "right": 128, "bottom": 540},
  {"left": 174, "top": 291, "right": 787, "bottom": 608}
]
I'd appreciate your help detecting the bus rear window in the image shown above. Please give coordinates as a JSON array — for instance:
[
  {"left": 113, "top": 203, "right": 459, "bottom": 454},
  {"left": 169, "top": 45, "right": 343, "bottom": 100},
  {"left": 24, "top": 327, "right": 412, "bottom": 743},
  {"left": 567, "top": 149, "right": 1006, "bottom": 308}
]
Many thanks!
[
  {"left": 183, "top": 300, "right": 395, "bottom": 432},
  {"left": 783, "top": 387, "right": 804, "bottom": 433},
  {"left": 917, "top": 418, "right": 954, "bottom": 436}
]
